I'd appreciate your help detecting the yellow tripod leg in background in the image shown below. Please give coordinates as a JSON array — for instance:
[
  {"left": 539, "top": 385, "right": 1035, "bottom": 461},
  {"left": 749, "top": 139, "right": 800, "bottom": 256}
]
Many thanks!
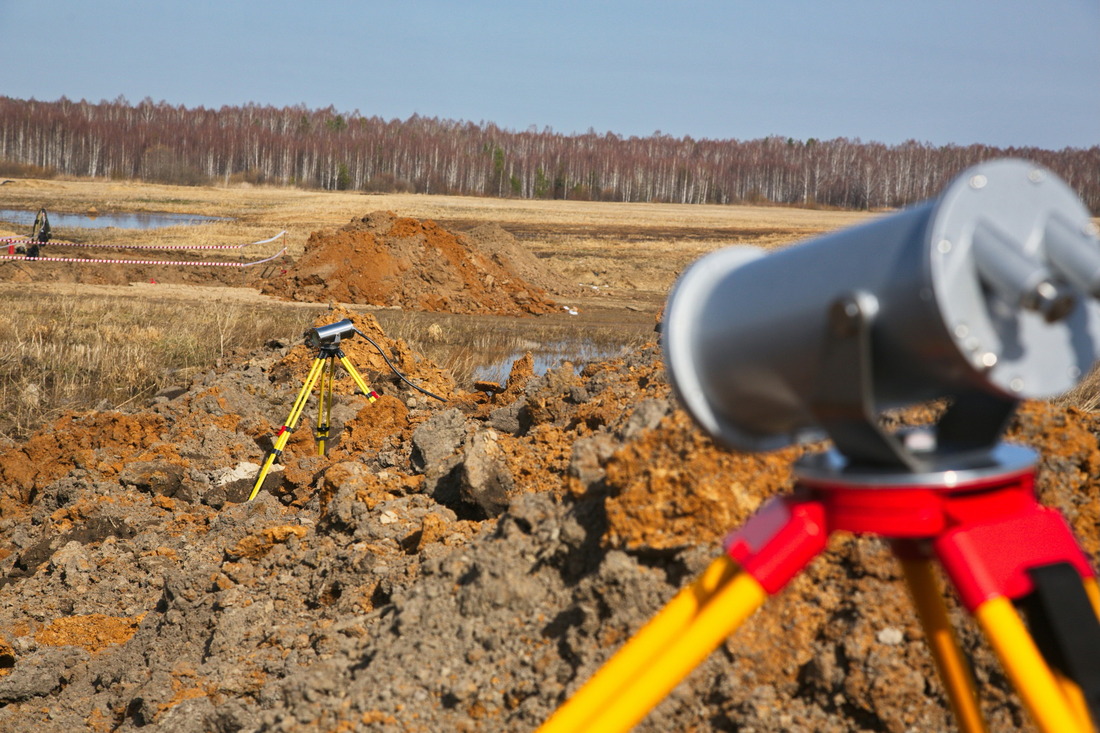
[
  {"left": 538, "top": 556, "right": 767, "bottom": 733},
  {"left": 974, "top": 595, "right": 1093, "bottom": 733},
  {"left": 248, "top": 357, "right": 327, "bottom": 501},
  {"left": 316, "top": 356, "right": 335, "bottom": 455},
  {"left": 337, "top": 355, "right": 378, "bottom": 403},
  {"left": 899, "top": 557, "right": 988, "bottom": 733}
]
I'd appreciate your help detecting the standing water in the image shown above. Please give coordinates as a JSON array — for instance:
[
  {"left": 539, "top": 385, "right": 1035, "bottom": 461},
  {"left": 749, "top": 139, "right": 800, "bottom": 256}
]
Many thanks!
[{"left": 0, "top": 208, "right": 226, "bottom": 230}]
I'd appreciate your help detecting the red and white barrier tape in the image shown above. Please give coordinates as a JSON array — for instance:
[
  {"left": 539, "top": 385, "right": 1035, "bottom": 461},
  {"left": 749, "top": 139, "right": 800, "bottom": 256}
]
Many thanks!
[
  {"left": 0, "top": 247, "right": 287, "bottom": 267},
  {"left": 0, "top": 230, "right": 286, "bottom": 251}
]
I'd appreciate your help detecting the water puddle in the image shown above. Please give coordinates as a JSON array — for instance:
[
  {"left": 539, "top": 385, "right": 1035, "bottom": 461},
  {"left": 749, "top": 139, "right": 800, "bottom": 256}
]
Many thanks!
[
  {"left": 0, "top": 208, "right": 226, "bottom": 231},
  {"left": 370, "top": 307, "right": 656, "bottom": 388},
  {"left": 471, "top": 341, "right": 636, "bottom": 384}
]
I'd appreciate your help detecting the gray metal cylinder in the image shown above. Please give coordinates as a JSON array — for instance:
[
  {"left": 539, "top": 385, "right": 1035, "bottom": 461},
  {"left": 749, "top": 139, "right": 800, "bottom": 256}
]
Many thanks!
[
  {"left": 663, "top": 158, "right": 1100, "bottom": 452},
  {"left": 307, "top": 319, "right": 357, "bottom": 348}
]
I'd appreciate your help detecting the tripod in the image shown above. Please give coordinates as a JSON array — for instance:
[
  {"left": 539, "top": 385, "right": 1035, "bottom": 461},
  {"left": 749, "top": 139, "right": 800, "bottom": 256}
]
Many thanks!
[
  {"left": 539, "top": 443, "right": 1100, "bottom": 732},
  {"left": 249, "top": 338, "right": 379, "bottom": 501}
]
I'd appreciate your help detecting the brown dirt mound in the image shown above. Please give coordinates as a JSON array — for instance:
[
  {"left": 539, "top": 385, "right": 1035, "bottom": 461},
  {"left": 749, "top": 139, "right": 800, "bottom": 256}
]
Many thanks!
[
  {"left": 458, "top": 221, "right": 576, "bottom": 296},
  {"left": 261, "top": 211, "right": 558, "bottom": 315}
]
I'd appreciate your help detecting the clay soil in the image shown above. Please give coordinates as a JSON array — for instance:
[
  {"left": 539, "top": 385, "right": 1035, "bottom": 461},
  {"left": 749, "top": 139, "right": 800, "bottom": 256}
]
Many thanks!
[{"left": 0, "top": 178, "right": 1098, "bottom": 732}]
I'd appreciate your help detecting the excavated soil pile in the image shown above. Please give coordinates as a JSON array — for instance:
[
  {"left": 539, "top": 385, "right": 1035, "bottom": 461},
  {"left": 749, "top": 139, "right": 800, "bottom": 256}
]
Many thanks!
[
  {"left": 0, "top": 308, "right": 1098, "bottom": 731},
  {"left": 261, "top": 212, "right": 560, "bottom": 315},
  {"left": 457, "top": 222, "right": 576, "bottom": 297}
]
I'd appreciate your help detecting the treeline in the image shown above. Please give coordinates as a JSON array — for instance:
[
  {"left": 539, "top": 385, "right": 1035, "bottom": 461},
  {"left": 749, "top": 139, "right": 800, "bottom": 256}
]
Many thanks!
[{"left": 1, "top": 95, "right": 1097, "bottom": 212}]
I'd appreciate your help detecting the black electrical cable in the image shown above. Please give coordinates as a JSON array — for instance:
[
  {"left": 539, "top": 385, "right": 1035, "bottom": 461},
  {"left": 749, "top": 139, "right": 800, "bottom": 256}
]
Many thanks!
[{"left": 353, "top": 327, "right": 448, "bottom": 403}]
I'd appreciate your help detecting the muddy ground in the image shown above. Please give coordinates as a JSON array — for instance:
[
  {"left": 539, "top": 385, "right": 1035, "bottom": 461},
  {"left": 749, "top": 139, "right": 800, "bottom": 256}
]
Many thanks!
[{"left": 0, "top": 190, "right": 1098, "bottom": 732}]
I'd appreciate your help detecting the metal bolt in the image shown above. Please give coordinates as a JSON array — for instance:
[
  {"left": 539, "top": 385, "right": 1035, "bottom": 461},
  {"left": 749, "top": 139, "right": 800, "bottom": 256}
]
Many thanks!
[
  {"left": 828, "top": 298, "right": 863, "bottom": 337},
  {"left": 937, "top": 239, "right": 952, "bottom": 254},
  {"left": 969, "top": 174, "right": 988, "bottom": 190},
  {"left": 1027, "top": 169, "right": 1045, "bottom": 183}
]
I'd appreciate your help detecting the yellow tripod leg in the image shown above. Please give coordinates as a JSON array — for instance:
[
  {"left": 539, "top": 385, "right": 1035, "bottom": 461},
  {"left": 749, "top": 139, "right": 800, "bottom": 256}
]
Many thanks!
[
  {"left": 248, "top": 357, "right": 327, "bottom": 501},
  {"left": 337, "top": 355, "right": 378, "bottom": 402},
  {"left": 539, "top": 556, "right": 739, "bottom": 733},
  {"left": 539, "top": 556, "right": 767, "bottom": 733},
  {"left": 316, "top": 357, "right": 335, "bottom": 456},
  {"left": 1085, "top": 578, "right": 1100, "bottom": 621},
  {"left": 323, "top": 357, "right": 335, "bottom": 452},
  {"left": 1052, "top": 576, "right": 1100, "bottom": 731},
  {"left": 899, "top": 557, "right": 988, "bottom": 733},
  {"left": 1052, "top": 670, "right": 1094, "bottom": 733},
  {"left": 974, "top": 596, "right": 1092, "bottom": 733},
  {"left": 583, "top": 570, "right": 767, "bottom": 732}
]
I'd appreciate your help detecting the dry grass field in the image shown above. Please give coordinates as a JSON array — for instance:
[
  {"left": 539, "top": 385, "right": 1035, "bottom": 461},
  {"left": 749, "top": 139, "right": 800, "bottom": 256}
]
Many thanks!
[
  {"left": 0, "top": 178, "right": 875, "bottom": 437},
  {"left": 3, "top": 177, "right": 1098, "bottom": 434},
  {"left": 0, "top": 177, "right": 871, "bottom": 299}
]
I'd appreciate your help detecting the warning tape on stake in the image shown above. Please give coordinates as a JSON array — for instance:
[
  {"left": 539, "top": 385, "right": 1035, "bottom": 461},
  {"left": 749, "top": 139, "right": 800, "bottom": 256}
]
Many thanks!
[
  {"left": 0, "top": 247, "right": 287, "bottom": 267},
  {"left": 0, "top": 230, "right": 286, "bottom": 251}
]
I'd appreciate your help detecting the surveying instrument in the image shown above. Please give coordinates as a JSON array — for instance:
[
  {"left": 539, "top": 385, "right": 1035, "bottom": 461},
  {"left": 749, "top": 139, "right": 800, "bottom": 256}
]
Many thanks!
[
  {"left": 540, "top": 160, "right": 1100, "bottom": 732},
  {"left": 248, "top": 319, "right": 380, "bottom": 501}
]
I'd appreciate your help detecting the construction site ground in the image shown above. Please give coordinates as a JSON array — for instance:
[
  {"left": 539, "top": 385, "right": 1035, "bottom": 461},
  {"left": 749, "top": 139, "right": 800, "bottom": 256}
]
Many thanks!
[{"left": 0, "top": 178, "right": 1097, "bottom": 731}]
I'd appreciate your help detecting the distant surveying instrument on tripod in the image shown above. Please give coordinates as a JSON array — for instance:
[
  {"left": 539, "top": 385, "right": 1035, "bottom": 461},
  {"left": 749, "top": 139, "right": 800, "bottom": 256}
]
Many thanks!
[
  {"left": 249, "top": 318, "right": 447, "bottom": 501},
  {"left": 540, "top": 159, "right": 1100, "bottom": 733}
]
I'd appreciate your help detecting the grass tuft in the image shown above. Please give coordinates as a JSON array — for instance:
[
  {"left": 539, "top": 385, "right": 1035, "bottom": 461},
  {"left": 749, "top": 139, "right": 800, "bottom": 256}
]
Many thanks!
[
  {"left": 1056, "top": 366, "right": 1100, "bottom": 412},
  {"left": 0, "top": 291, "right": 311, "bottom": 439}
]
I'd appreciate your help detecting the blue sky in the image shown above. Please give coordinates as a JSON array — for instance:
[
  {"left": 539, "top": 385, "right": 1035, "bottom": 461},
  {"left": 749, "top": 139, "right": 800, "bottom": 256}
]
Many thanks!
[{"left": 0, "top": 1, "right": 1096, "bottom": 150}]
